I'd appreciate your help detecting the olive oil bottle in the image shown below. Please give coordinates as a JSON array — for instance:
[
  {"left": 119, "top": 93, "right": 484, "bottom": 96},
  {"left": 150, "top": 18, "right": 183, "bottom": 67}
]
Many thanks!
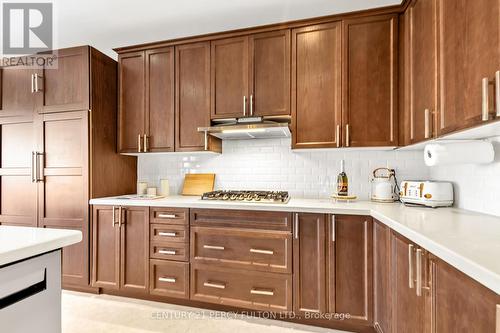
[{"left": 336, "top": 160, "right": 348, "bottom": 196}]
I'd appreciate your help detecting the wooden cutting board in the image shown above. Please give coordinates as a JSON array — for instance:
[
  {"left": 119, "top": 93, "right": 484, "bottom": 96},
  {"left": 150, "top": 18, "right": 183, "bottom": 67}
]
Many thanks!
[{"left": 182, "top": 173, "right": 216, "bottom": 196}]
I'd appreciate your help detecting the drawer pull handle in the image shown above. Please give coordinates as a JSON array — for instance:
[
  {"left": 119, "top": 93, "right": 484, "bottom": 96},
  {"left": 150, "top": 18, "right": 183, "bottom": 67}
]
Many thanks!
[
  {"left": 158, "top": 277, "right": 176, "bottom": 283},
  {"left": 158, "top": 232, "right": 177, "bottom": 237},
  {"left": 203, "top": 245, "right": 225, "bottom": 251},
  {"left": 249, "top": 248, "right": 274, "bottom": 255},
  {"left": 159, "top": 249, "right": 176, "bottom": 255},
  {"left": 204, "top": 281, "right": 226, "bottom": 289},
  {"left": 250, "top": 288, "right": 274, "bottom": 296},
  {"left": 158, "top": 213, "right": 177, "bottom": 218}
]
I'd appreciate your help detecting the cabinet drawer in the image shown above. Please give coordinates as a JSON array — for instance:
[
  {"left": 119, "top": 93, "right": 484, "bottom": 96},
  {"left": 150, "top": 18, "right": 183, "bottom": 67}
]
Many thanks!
[
  {"left": 191, "top": 227, "right": 291, "bottom": 273},
  {"left": 150, "top": 208, "right": 188, "bottom": 225},
  {"left": 151, "top": 224, "right": 188, "bottom": 243},
  {"left": 190, "top": 209, "right": 292, "bottom": 231},
  {"left": 150, "top": 242, "right": 188, "bottom": 262},
  {"left": 150, "top": 260, "right": 189, "bottom": 299},
  {"left": 191, "top": 264, "right": 292, "bottom": 312}
]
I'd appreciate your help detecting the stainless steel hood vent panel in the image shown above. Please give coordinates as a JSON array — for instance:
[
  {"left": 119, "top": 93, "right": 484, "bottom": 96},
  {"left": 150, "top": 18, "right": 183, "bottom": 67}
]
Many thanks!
[{"left": 198, "top": 116, "right": 291, "bottom": 140}]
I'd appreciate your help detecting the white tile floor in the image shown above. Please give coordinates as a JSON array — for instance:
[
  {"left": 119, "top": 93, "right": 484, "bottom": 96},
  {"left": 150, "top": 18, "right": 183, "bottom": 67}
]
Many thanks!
[{"left": 62, "top": 291, "right": 351, "bottom": 333}]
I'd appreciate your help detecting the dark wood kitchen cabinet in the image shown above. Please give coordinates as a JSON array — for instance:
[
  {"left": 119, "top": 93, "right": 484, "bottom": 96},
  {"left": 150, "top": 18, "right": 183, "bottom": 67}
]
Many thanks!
[
  {"left": 342, "top": 15, "right": 398, "bottom": 147},
  {"left": 118, "top": 47, "right": 175, "bottom": 153},
  {"left": 0, "top": 65, "right": 37, "bottom": 117},
  {"left": 437, "top": 0, "right": 500, "bottom": 135},
  {"left": 293, "top": 213, "right": 373, "bottom": 326},
  {"left": 92, "top": 206, "right": 149, "bottom": 294},
  {"left": 406, "top": 0, "right": 438, "bottom": 144},
  {"left": 0, "top": 46, "right": 137, "bottom": 290},
  {"left": 291, "top": 22, "right": 342, "bottom": 149},
  {"left": 373, "top": 220, "right": 392, "bottom": 333},
  {"left": 293, "top": 213, "right": 327, "bottom": 314},
  {"left": 391, "top": 232, "right": 431, "bottom": 333},
  {"left": 118, "top": 51, "right": 145, "bottom": 153},
  {"left": 175, "top": 42, "right": 220, "bottom": 152},
  {"left": 430, "top": 255, "right": 500, "bottom": 332},
  {"left": 211, "top": 30, "right": 291, "bottom": 119},
  {"left": 0, "top": 116, "right": 37, "bottom": 227},
  {"left": 36, "top": 46, "right": 90, "bottom": 113}
]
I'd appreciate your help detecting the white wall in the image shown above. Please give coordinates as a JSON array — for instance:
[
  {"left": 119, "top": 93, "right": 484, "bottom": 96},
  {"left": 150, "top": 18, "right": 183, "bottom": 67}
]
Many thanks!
[
  {"left": 138, "top": 138, "right": 429, "bottom": 200},
  {"left": 429, "top": 136, "right": 500, "bottom": 217}
]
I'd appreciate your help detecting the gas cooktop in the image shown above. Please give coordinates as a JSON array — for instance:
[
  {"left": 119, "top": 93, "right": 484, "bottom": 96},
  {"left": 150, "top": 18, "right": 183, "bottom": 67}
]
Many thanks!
[{"left": 201, "top": 190, "right": 290, "bottom": 204}]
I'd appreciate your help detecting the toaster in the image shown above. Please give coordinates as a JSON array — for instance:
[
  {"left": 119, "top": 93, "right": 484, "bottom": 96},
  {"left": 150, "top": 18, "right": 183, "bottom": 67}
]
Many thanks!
[{"left": 399, "top": 181, "right": 454, "bottom": 208}]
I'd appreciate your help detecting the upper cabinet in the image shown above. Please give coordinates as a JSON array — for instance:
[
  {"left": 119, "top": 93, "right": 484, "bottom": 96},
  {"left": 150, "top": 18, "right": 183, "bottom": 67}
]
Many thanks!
[
  {"left": 291, "top": 23, "right": 342, "bottom": 149},
  {"left": 406, "top": 0, "right": 438, "bottom": 144},
  {"left": 0, "top": 47, "right": 90, "bottom": 117},
  {"left": 342, "top": 15, "right": 398, "bottom": 147},
  {"left": 437, "top": 0, "right": 500, "bottom": 135},
  {"left": 211, "top": 30, "right": 291, "bottom": 119}
]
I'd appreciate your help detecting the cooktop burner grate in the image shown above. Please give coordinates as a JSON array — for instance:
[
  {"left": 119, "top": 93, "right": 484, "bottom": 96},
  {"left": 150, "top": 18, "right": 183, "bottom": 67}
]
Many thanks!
[{"left": 201, "top": 190, "right": 290, "bottom": 204}]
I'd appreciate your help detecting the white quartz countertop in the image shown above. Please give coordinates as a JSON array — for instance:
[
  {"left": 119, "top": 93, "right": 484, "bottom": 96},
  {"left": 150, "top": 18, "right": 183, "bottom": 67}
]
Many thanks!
[
  {"left": 90, "top": 195, "right": 500, "bottom": 295},
  {"left": 0, "top": 226, "right": 82, "bottom": 266}
]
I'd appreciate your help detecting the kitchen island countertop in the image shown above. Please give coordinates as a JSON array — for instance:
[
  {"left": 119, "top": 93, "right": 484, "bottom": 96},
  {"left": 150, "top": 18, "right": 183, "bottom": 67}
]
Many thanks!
[{"left": 90, "top": 195, "right": 500, "bottom": 295}]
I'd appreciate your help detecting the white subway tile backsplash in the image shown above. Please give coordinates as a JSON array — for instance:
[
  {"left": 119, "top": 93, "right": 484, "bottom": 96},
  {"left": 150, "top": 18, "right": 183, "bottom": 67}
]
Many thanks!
[{"left": 138, "top": 138, "right": 430, "bottom": 200}]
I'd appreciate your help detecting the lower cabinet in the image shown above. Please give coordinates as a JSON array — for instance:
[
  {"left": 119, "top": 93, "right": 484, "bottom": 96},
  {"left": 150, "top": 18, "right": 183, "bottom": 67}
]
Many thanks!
[
  {"left": 92, "top": 205, "right": 149, "bottom": 294},
  {"left": 293, "top": 213, "right": 373, "bottom": 326},
  {"left": 150, "top": 260, "right": 189, "bottom": 299},
  {"left": 373, "top": 220, "right": 392, "bottom": 333}
]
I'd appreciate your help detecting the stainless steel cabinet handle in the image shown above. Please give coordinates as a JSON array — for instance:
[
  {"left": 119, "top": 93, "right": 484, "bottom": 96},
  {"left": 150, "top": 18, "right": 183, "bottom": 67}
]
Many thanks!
[
  {"left": 33, "top": 73, "right": 43, "bottom": 92},
  {"left": 482, "top": 77, "right": 490, "bottom": 121},
  {"left": 159, "top": 249, "right": 177, "bottom": 255},
  {"left": 250, "top": 94, "right": 254, "bottom": 116},
  {"left": 345, "top": 124, "right": 350, "bottom": 147},
  {"left": 331, "top": 215, "right": 335, "bottom": 242},
  {"left": 112, "top": 206, "right": 116, "bottom": 227},
  {"left": 250, "top": 288, "right": 274, "bottom": 296},
  {"left": 31, "top": 152, "right": 36, "bottom": 183},
  {"left": 416, "top": 248, "right": 423, "bottom": 296},
  {"left": 204, "top": 130, "right": 208, "bottom": 151},
  {"left": 204, "top": 281, "right": 226, "bottom": 289},
  {"left": 336, "top": 125, "right": 340, "bottom": 148},
  {"left": 424, "top": 109, "right": 431, "bottom": 139},
  {"left": 159, "top": 277, "right": 176, "bottom": 283},
  {"left": 249, "top": 248, "right": 274, "bottom": 255},
  {"left": 495, "top": 71, "right": 500, "bottom": 117},
  {"left": 118, "top": 207, "right": 122, "bottom": 227},
  {"left": 158, "top": 232, "right": 177, "bottom": 237},
  {"left": 408, "top": 244, "right": 414, "bottom": 289},
  {"left": 158, "top": 213, "right": 177, "bottom": 218},
  {"left": 203, "top": 245, "right": 225, "bottom": 251},
  {"left": 294, "top": 213, "right": 299, "bottom": 239},
  {"left": 35, "top": 152, "right": 44, "bottom": 182},
  {"left": 143, "top": 134, "right": 148, "bottom": 152},
  {"left": 31, "top": 74, "right": 35, "bottom": 93},
  {"left": 243, "top": 96, "right": 247, "bottom": 116},
  {"left": 137, "top": 134, "right": 142, "bottom": 153}
]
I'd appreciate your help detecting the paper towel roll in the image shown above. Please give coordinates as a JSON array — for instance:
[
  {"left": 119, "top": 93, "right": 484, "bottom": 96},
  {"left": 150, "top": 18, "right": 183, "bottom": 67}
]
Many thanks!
[{"left": 424, "top": 141, "right": 495, "bottom": 166}]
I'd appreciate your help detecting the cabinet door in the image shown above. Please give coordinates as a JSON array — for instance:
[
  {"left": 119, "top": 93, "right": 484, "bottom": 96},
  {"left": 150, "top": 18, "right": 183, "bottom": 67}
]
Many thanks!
[
  {"left": 0, "top": 117, "right": 37, "bottom": 227},
  {"left": 431, "top": 256, "right": 500, "bottom": 332},
  {"left": 92, "top": 205, "right": 120, "bottom": 289},
  {"left": 175, "top": 42, "right": 211, "bottom": 151},
  {"left": 145, "top": 47, "right": 175, "bottom": 152},
  {"left": 0, "top": 65, "right": 36, "bottom": 117},
  {"left": 118, "top": 51, "right": 145, "bottom": 153},
  {"left": 120, "top": 206, "right": 149, "bottom": 294},
  {"left": 373, "top": 220, "right": 392, "bottom": 333},
  {"left": 438, "top": 0, "right": 500, "bottom": 135},
  {"left": 211, "top": 36, "right": 249, "bottom": 119},
  {"left": 293, "top": 213, "right": 327, "bottom": 314},
  {"left": 291, "top": 22, "right": 342, "bottom": 149},
  {"left": 391, "top": 232, "right": 430, "bottom": 332},
  {"left": 37, "top": 110, "right": 89, "bottom": 287},
  {"left": 343, "top": 15, "right": 398, "bottom": 147},
  {"left": 37, "top": 46, "right": 90, "bottom": 113},
  {"left": 249, "top": 30, "right": 290, "bottom": 116},
  {"left": 408, "top": 0, "right": 438, "bottom": 143},
  {"left": 333, "top": 215, "right": 373, "bottom": 324}
]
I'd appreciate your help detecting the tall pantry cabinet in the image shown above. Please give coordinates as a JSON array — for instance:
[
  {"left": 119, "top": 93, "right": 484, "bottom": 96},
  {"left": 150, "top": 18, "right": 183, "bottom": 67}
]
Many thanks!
[{"left": 0, "top": 46, "right": 137, "bottom": 289}]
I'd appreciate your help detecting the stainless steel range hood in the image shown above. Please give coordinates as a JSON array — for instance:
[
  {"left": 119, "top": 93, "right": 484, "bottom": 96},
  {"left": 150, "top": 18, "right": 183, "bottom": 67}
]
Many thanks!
[{"left": 198, "top": 116, "right": 291, "bottom": 140}]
